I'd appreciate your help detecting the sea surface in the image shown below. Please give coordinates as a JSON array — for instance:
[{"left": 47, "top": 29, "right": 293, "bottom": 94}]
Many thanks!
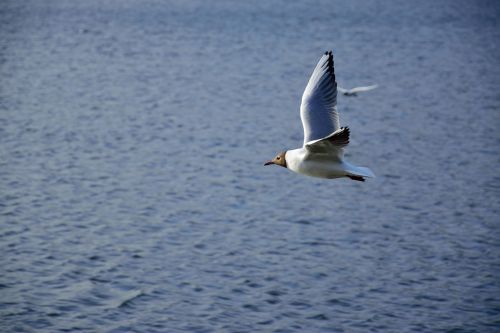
[{"left": 1, "top": 1, "right": 499, "bottom": 332}]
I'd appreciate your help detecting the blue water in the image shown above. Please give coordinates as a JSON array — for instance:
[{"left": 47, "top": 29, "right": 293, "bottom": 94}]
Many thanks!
[{"left": 1, "top": 1, "right": 499, "bottom": 332}]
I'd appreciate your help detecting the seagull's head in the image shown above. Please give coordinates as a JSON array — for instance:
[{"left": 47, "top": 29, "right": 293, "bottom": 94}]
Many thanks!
[{"left": 264, "top": 151, "right": 287, "bottom": 168}]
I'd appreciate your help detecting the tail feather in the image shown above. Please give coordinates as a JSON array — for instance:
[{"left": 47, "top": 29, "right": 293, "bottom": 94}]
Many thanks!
[
  {"left": 352, "top": 166, "right": 375, "bottom": 178},
  {"left": 345, "top": 165, "right": 375, "bottom": 181}
]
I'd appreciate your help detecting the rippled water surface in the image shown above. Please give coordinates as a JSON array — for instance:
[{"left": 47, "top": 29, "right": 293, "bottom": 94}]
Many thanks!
[{"left": 1, "top": 1, "right": 500, "bottom": 332}]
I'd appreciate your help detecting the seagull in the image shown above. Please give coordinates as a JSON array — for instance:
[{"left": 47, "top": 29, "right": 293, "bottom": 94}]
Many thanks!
[
  {"left": 338, "top": 84, "right": 378, "bottom": 97},
  {"left": 264, "top": 51, "right": 375, "bottom": 182}
]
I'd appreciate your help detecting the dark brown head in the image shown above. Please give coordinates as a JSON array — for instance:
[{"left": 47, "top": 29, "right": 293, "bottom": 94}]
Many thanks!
[{"left": 264, "top": 151, "right": 287, "bottom": 168}]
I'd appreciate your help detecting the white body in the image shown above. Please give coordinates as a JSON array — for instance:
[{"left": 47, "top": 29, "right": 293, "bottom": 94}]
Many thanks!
[{"left": 286, "top": 148, "right": 374, "bottom": 179}]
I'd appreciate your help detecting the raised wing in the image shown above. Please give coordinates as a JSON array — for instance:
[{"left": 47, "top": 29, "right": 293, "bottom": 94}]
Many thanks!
[
  {"left": 300, "top": 51, "right": 339, "bottom": 145},
  {"left": 305, "top": 126, "right": 349, "bottom": 156},
  {"left": 349, "top": 84, "right": 378, "bottom": 93}
]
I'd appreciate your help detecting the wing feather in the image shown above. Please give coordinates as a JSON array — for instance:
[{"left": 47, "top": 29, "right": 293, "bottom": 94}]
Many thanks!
[
  {"left": 300, "top": 51, "right": 339, "bottom": 145},
  {"left": 349, "top": 84, "right": 378, "bottom": 93},
  {"left": 305, "top": 127, "right": 350, "bottom": 156}
]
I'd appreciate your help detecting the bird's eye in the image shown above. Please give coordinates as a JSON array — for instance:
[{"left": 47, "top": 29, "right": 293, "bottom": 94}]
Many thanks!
[{"left": 276, "top": 156, "right": 281, "bottom": 160}]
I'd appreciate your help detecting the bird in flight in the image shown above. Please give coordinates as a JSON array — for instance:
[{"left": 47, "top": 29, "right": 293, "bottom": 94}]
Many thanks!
[
  {"left": 338, "top": 84, "right": 378, "bottom": 97},
  {"left": 265, "top": 51, "right": 374, "bottom": 182}
]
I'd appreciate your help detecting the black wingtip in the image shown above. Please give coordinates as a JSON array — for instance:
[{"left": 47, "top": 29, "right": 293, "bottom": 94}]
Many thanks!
[
  {"left": 347, "top": 175, "right": 365, "bottom": 182},
  {"left": 327, "top": 51, "right": 334, "bottom": 75},
  {"left": 320, "top": 50, "right": 336, "bottom": 88}
]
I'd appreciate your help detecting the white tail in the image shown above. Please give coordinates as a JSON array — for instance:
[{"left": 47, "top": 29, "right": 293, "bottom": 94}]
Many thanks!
[{"left": 346, "top": 165, "right": 375, "bottom": 178}]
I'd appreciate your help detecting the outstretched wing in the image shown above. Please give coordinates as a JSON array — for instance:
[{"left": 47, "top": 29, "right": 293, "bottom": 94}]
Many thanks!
[
  {"left": 300, "top": 51, "right": 339, "bottom": 146},
  {"left": 337, "top": 86, "right": 349, "bottom": 94},
  {"left": 305, "top": 126, "right": 350, "bottom": 157},
  {"left": 349, "top": 84, "right": 378, "bottom": 93}
]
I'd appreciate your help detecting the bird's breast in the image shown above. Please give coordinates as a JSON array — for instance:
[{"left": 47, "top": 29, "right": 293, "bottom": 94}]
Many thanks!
[{"left": 286, "top": 150, "right": 346, "bottom": 179}]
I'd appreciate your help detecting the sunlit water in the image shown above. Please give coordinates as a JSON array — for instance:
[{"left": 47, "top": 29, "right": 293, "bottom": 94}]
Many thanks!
[{"left": 1, "top": 1, "right": 499, "bottom": 332}]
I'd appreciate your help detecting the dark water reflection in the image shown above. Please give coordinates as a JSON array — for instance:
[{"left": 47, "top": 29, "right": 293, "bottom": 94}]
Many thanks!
[{"left": 1, "top": 0, "right": 499, "bottom": 332}]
